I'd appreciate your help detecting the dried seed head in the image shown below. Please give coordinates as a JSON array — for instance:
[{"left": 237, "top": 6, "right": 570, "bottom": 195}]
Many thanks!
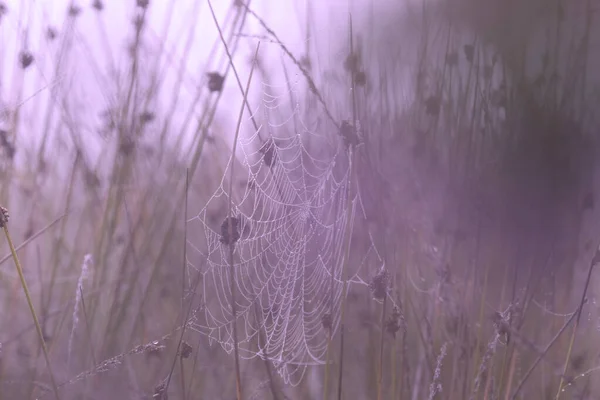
[
  {"left": 0, "top": 129, "right": 15, "bottom": 159},
  {"left": 46, "top": 27, "right": 57, "bottom": 40},
  {"left": 220, "top": 216, "right": 240, "bottom": 245},
  {"left": 68, "top": 4, "right": 82, "bottom": 17},
  {"left": 339, "top": 120, "right": 360, "bottom": 147},
  {"left": 343, "top": 52, "right": 361, "bottom": 75},
  {"left": 0, "top": 2, "right": 8, "bottom": 19},
  {"left": 0, "top": 206, "right": 9, "bottom": 228},
  {"left": 139, "top": 110, "right": 155, "bottom": 124},
  {"left": 385, "top": 305, "right": 405, "bottom": 338},
  {"left": 206, "top": 72, "right": 225, "bottom": 93},
  {"left": 133, "top": 14, "right": 145, "bottom": 31},
  {"left": 369, "top": 268, "right": 390, "bottom": 301},
  {"left": 299, "top": 55, "right": 312, "bottom": 71},
  {"left": 179, "top": 341, "right": 193, "bottom": 359},
  {"left": 492, "top": 311, "right": 510, "bottom": 344},
  {"left": 19, "top": 51, "right": 34, "bottom": 70},
  {"left": 570, "top": 353, "right": 586, "bottom": 372},
  {"left": 92, "top": 0, "right": 103, "bottom": 11},
  {"left": 321, "top": 313, "right": 332, "bottom": 331},
  {"left": 259, "top": 138, "right": 277, "bottom": 167},
  {"left": 354, "top": 70, "right": 367, "bottom": 87},
  {"left": 153, "top": 381, "right": 168, "bottom": 399}
]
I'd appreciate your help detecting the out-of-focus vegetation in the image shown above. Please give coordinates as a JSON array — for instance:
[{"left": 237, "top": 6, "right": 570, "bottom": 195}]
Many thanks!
[{"left": 1, "top": 1, "right": 600, "bottom": 399}]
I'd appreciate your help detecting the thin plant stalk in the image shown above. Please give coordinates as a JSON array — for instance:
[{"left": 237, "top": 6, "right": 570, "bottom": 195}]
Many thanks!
[
  {"left": 377, "top": 294, "right": 387, "bottom": 400},
  {"left": 553, "top": 245, "right": 598, "bottom": 399},
  {"left": 335, "top": 14, "right": 359, "bottom": 400},
  {"left": 1, "top": 207, "right": 61, "bottom": 400},
  {"left": 223, "top": 40, "right": 261, "bottom": 400}
]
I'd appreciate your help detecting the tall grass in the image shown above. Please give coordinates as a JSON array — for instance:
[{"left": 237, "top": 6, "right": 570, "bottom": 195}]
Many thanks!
[{"left": 0, "top": 0, "right": 600, "bottom": 399}]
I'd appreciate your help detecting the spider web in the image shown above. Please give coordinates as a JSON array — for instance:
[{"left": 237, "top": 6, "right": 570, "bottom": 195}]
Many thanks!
[{"left": 186, "top": 74, "right": 360, "bottom": 385}]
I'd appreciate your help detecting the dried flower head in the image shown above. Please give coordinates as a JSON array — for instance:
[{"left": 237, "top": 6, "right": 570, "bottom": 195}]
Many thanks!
[
  {"left": 0, "top": 2, "right": 7, "bottom": 20},
  {"left": 354, "top": 70, "right": 367, "bottom": 87},
  {"left": 133, "top": 14, "right": 145, "bottom": 31},
  {"left": 0, "top": 129, "right": 15, "bottom": 159},
  {"left": 68, "top": 4, "right": 82, "bottom": 17},
  {"left": 299, "top": 55, "right": 312, "bottom": 71},
  {"left": 139, "top": 110, "right": 155, "bottom": 124},
  {"left": 46, "top": 27, "right": 57, "bottom": 40},
  {"left": 492, "top": 311, "right": 510, "bottom": 344},
  {"left": 344, "top": 52, "right": 361, "bottom": 75},
  {"left": 339, "top": 120, "right": 360, "bottom": 147},
  {"left": 369, "top": 267, "right": 390, "bottom": 301},
  {"left": 220, "top": 216, "right": 240, "bottom": 245},
  {"left": 259, "top": 138, "right": 277, "bottom": 167},
  {"left": 153, "top": 381, "right": 168, "bottom": 399},
  {"left": 385, "top": 305, "right": 405, "bottom": 338},
  {"left": 137, "top": 0, "right": 149, "bottom": 8},
  {"left": 0, "top": 206, "right": 9, "bottom": 228},
  {"left": 92, "top": 0, "right": 103, "bottom": 11},
  {"left": 207, "top": 72, "right": 225, "bottom": 93},
  {"left": 321, "top": 313, "right": 332, "bottom": 331},
  {"left": 19, "top": 51, "right": 34, "bottom": 70},
  {"left": 179, "top": 341, "right": 193, "bottom": 359}
]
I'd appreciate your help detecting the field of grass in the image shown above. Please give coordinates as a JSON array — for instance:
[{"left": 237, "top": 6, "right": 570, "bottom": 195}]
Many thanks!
[{"left": 1, "top": 1, "right": 600, "bottom": 399}]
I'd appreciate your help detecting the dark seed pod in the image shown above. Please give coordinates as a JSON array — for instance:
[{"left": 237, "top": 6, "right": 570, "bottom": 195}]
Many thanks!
[
  {"left": 0, "top": 206, "right": 9, "bottom": 228},
  {"left": 92, "top": 0, "right": 103, "bottom": 11},
  {"left": 339, "top": 120, "right": 360, "bottom": 147},
  {"left": 220, "top": 216, "right": 240, "bottom": 245},
  {"left": 321, "top": 313, "right": 332, "bottom": 331},
  {"left": 385, "top": 305, "right": 405, "bottom": 338},
  {"left": 369, "top": 268, "right": 390, "bottom": 301},
  {"left": 179, "top": 341, "right": 193, "bottom": 359},
  {"left": 19, "top": 51, "right": 34, "bottom": 70},
  {"left": 259, "top": 138, "right": 277, "bottom": 167},
  {"left": 46, "top": 27, "right": 57, "bottom": 40},
  {"left": 207, "top": 72, "right": 225, "bottom": 93},
  {"left": 68, "top": 5, "right": 82, "bottom": 17}
]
